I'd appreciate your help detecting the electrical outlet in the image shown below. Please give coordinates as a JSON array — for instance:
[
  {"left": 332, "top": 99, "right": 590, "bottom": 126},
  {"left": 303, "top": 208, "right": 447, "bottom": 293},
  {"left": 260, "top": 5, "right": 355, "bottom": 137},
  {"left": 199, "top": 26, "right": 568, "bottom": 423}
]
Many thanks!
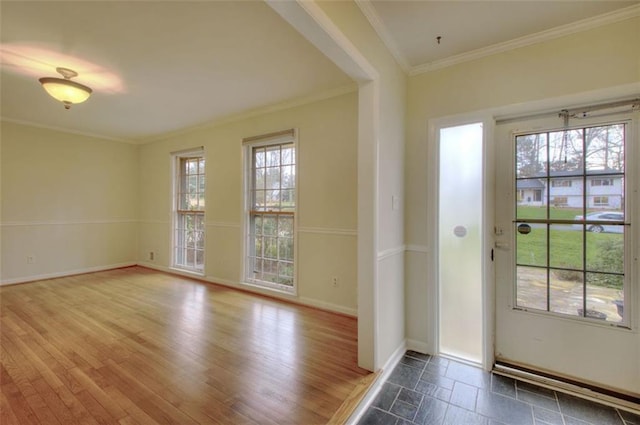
[
  {"left": 332, "top": 276, "right": 338, "bottom": 287},
  {"left": 149, "top": 251, "right": 155, "bottom": 261},
  {"left": 27, "top": 255, "right": 35, "bottom": 264}
]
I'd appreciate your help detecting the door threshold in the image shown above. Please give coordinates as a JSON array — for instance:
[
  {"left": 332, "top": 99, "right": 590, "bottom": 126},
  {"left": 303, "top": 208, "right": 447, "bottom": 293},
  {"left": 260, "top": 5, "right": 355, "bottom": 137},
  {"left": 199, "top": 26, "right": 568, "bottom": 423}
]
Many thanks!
[{"left": 493, "top": 362, "right": 640, "bottom": 415}]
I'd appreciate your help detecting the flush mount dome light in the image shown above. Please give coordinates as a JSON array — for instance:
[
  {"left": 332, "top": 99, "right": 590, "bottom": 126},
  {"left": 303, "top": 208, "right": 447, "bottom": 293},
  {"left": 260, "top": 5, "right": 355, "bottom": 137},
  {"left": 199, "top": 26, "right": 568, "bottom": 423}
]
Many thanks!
[{"left": 39, "top": 67, "right": 92, "bottom": 109}]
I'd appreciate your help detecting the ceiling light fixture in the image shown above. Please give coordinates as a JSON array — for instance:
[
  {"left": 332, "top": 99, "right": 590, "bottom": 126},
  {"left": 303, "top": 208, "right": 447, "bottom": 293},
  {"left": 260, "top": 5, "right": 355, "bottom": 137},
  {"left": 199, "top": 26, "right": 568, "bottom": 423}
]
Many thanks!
[{"left": 39, "top": 67, "right": 92, "bottom": 109}]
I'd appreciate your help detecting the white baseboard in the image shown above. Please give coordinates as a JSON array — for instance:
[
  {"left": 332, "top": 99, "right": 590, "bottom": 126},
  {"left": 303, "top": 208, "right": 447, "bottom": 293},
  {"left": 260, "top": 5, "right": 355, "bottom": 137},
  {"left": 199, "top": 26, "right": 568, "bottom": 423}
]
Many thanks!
[
  {"left": 406, "top": 339, "right": 431, "bottom": 355},
  {"left": 346, "top": 339, "right": 408, "bottom": 425},
  {"left": 0, "top": 262, "right": 137, "bottom": 286},
  {"left": 207, "top": 275, "right": 358, "bottom": 317},
  {"left": 136, "top": 263, "right": 357, "bottom": 317},
  {"left": 298, "top": 296, "right": 357, "bottom": 317}
]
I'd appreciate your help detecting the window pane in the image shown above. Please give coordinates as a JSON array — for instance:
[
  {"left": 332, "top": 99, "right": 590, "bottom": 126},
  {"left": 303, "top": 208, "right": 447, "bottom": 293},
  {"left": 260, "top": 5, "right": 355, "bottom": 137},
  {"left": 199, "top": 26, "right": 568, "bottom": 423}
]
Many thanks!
[
  {"left": 188, "top": 175, "right": 197, "bottom": 192},
  {"left": 264, "top": 237, "right": 277, "bottom": 259},
  {"left": 548, "top": 129, "right": 583, "bottom": 176},
  {"left": 549, "top": 224, "right": 582, "bottom": 270},
  {"left": 255, "top": 149, "right": 265, "bottom": 168},
  {"left": 586, "top": 176, "right": 623, "bottom": 215},
  {"left": 187, "top": 159, "right": 197, "bottom": 174},
  {"left": 550, "top": 270, "right": 582, "bottom": 317},
  {"left": 278, "top": 262, "right": 293, "bottom": 279},
  {"left": 516, "top": 266, "right": 547, "bottom": 310},
  {"left": 252, "top": 258, "right": 263, "bottom": 276},
  {"left": 265, "top": 190, "right": 280, "bottom": 208},
  {"left": 586, "top": 272, "right": 622, "bottom": 322},
  {"left": 196, "top": 250, "right": 204, "bottom": 269},
  {"left": 266, "top": 167, "right": 280, "bottom": 189},
  {"left": 278, "top": 216, "right": 293, "bottom": 235},
  {"left": 188, "top": 194, "right": 198, "bottom": 210},
  {"left": 254, "top": 190, "right": 265, "bottom": 209},
  {"left": 586, "top": 233, "right": 623, "bottom": 274},
  {"left": 516, "top": 224, "right": 547, "bottom": 267},
  {"left": 516, "top": 133, "right": 547, "bottom": 178},
  {"left": 279, "top": 238, "right": 293, "bottom": 261},
  {"left": 282, "top": 147, "right": 294, "bottom": 165},
  {"left": 516, "top": 181, "right": 546, "bottom": 217},
  {"left": 179, "top": 194, "right": 189, "bottom": 210},
  {"left": 281, "top": 166, "right": 295, "bottom": 189},
  {"left": 586, "top": 124, "right": 624, "bottom": 173},
  {"left": 254, "top": 215, "right": 262, "bottom": 236},
  {"left": 255, "top": 168, "right": 265, "bottom": 190},
  {"left": 266, "top": 148, "right": 280, "bottom": 167},
  {"left": 263, "top": 216, "right": 277, "bottom": 236},
  {"left": 264, "top": 259, "right": 278, "bottom": 275},
  {"left": 254, "top": 236, "right": 263, "bottom": 257},
  {"left": 281, "top": 190, "right": 295, "bottom": 210},
  {"left": 548, "top": 178, "right": 583, "bottom": 220},
  {"left": 278, "top": 276, "right": 293, "bottom": 287}
]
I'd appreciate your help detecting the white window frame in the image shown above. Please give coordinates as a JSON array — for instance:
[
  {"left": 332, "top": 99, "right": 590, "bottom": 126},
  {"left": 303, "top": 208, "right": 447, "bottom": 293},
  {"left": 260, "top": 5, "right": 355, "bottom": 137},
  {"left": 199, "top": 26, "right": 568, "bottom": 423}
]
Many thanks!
[
  {"left": 171, "top": 148, "right": 205, "bottom": 275},
  {"left": 512, "top": 119, "right": 633, "bottom": 327},
  {"left": 242, "top": 130, "right": 298, "bottom": 294}
]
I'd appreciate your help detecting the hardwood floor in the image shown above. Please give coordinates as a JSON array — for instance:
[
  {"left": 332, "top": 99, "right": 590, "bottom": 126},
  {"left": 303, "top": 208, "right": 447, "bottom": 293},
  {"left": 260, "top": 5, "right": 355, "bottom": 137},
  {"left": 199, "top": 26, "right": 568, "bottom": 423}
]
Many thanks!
[{"left": 0, "top": 266, "right": 370, "bottom": 424}]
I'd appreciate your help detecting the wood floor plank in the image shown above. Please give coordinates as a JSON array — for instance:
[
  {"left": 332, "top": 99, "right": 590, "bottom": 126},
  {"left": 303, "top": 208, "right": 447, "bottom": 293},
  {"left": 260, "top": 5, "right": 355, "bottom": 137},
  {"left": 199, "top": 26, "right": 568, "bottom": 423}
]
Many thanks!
[
  {"left": 1, "top": 266, "right": 371, "bottom": 424},
  {"left": 1, "top": 382, "right": 39, "bottom": 425}
]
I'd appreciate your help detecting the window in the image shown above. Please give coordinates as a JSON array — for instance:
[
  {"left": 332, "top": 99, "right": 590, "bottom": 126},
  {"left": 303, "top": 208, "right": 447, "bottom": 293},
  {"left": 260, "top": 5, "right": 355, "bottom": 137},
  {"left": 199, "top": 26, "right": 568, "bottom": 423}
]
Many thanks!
[
  {"left": 593, "top": 196, "right": 609, "bottom": 206},
  {"left": 172, "top": 150, "right": 205, "bottom": 273},
  {"left": 552, "top": 196, "right": 568, "bottom": 206},
  {"left": 514, "top": 123, "right": 628, "bottom": 324},
  {"left": 551, "top": 180, "right": 572, "bottom": 187},
  {"left": 533, "top": 190, "right": 542, "bottom": 202},
  {"left": 591, "top": 178, "right": 614, "bottom": 186},
  {"left": 244, "top": 130, "right": 296, "bottom": 292}
]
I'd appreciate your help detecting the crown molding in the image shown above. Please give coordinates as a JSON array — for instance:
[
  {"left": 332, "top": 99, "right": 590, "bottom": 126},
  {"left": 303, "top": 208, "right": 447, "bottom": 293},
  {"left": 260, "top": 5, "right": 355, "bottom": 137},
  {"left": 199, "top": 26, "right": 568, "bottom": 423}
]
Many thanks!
[
  {"left": 355, "top": 0, "right": 410, "bottom": 73},
  {"left": 138, "top": 83, "right": 358, "bottom": 144},
  {"left": 410, "top": 4, "right": 640, "bottom": 76},
  {"left": 2, "top": 83, "right": 358, "bottom": 146},
  {"left": 0, "top": 116, "right": 134, "bottom": 144}
]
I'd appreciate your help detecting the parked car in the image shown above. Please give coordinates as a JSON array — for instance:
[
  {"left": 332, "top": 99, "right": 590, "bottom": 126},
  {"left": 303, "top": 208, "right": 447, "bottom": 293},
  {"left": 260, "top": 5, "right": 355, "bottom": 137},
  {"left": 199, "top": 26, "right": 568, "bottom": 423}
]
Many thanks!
[{"left": 573, "top": 211, "right": 624, "bottom": 233}]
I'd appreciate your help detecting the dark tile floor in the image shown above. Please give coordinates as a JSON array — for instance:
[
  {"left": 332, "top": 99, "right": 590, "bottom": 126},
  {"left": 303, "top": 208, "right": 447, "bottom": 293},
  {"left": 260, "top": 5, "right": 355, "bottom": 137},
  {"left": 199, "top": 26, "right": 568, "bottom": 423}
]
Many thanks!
[{"left": 358, "top": 351, "right": 640, "bottom": 425}]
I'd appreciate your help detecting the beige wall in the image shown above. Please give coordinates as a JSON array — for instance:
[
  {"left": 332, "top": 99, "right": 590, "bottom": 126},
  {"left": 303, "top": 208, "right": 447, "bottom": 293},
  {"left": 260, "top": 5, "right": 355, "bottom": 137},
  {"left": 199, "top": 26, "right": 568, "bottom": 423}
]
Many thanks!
[
  {"left": 137, "top": 91, "right": 359, "bottom": 314},
  {"left": 316, "top": 0, "right": 408, "bottom": 369},
  {"left": 0, "top": 122, "right": 138, "bottom": 283},
  {"left": 405, "top": 17, "right": 640, "bottom": 375}
]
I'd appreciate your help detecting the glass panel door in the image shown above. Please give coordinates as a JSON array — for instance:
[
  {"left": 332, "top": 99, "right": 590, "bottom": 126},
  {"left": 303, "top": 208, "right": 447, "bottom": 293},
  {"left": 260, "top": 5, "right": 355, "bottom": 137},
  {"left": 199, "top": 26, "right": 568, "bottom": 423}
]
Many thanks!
[{"left": 494, "top": 113, "right": 637, "bottom": 394}]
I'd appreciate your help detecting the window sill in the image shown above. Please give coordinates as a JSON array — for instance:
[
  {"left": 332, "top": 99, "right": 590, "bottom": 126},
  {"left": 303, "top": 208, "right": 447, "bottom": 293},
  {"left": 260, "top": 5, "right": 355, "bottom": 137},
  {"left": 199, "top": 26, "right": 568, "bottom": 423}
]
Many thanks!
[
  {"left": 169, "top": 266, "right": 205, "bottom": 278},
  {"left": 242, "top": 279, "right": 296, "bottom": 296}
]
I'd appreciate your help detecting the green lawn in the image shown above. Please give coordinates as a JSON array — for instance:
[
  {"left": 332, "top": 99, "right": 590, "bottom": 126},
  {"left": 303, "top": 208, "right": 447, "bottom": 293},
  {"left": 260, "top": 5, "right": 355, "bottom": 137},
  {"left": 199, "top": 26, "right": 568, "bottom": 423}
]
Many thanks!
[
  {"left": 517, "top": 205, "right": 583, "bottom": 220},
  {"left": 515, "top": 206, "right": 623, "bottom": 288}
]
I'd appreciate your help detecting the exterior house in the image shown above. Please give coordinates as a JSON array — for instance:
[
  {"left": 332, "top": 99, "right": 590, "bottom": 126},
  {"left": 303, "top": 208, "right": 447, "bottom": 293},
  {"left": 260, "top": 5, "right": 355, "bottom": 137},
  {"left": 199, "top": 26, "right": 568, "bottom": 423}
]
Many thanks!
[
  {"left": 517, "top": 179, "right": 545, "bottom": 206},
  {"left": 517, "top": 173, "right": 623, "bottom": 209}
]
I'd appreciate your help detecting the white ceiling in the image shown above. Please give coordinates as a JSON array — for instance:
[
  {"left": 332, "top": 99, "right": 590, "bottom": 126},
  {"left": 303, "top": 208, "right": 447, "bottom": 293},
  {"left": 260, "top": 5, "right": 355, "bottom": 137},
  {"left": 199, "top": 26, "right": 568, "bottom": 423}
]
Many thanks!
[
  {"left": 362, "top": 0, "right": 639, "bottom": 72},
  {"left": 0, "top": 1, "right": 352, "bottom": 142},
  {"left": 1, "top": 1, "right": 638, "bottom": 142}
]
